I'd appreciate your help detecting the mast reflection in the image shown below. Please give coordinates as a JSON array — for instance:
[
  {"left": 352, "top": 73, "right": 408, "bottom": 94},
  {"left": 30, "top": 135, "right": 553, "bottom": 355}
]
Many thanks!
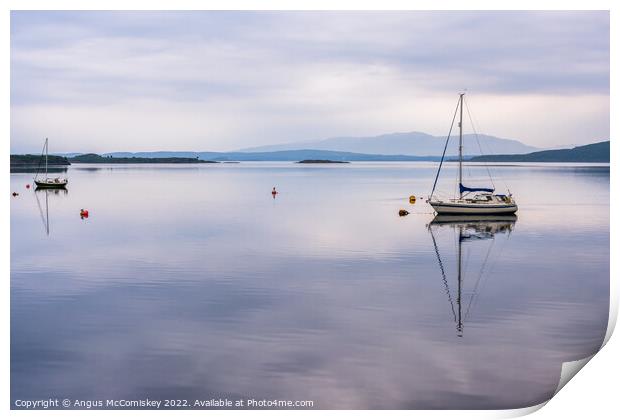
[
  {"left": 428, "top": 215, "right": 517, "bottom": 337},
  {"left": 34, "top": 187, "right": 68, "bottom": 236}
]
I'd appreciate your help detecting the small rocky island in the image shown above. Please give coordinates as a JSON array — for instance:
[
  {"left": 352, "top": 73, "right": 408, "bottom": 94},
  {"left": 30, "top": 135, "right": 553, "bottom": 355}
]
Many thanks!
[{"left": 297, "top": 159, "right": 350, "bottom": 164}]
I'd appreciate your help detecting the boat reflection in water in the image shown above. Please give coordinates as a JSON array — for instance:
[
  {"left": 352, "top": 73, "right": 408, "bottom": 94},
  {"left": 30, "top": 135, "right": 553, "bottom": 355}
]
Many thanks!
[
  {"left": 427, "top": 214, "right": 517, "bottom": 337},
  {"left": 34, "top": 186, "right": 68, "bottom": 236}
]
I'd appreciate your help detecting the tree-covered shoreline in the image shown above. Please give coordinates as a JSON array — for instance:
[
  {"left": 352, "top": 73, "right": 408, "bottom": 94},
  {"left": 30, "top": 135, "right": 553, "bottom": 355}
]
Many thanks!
[
  {"left": 10, "top": 154, "right": 71, "bottom": 166},
  {"left": 68, "top": 154, "right": 218, "bottom": 164}
]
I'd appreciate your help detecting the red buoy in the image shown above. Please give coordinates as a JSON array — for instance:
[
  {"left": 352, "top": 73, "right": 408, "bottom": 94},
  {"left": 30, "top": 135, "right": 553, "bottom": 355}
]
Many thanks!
[
  {"left": 80, "top": 209, "right": 89, "bottom": 219},
  {"left": 26, "top": 184, "right": 31, "bottom": 189}
]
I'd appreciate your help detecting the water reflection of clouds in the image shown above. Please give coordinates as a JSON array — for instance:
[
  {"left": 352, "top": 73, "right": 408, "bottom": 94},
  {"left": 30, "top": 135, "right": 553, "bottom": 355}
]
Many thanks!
[
  {"left": 11, "top": 163, "right": 609, "bottom": 409},
  {"left": 12, "top": 256, "right": 606, "bottom": 408}
]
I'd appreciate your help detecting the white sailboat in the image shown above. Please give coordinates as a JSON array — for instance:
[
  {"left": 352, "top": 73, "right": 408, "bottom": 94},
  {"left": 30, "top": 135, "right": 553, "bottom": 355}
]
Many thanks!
[
  {"left": 34, "top": 138, "right": 68, "bottom": 188},
  {"left": 427, "top": 93, "right": 517, "bottom": 215}
]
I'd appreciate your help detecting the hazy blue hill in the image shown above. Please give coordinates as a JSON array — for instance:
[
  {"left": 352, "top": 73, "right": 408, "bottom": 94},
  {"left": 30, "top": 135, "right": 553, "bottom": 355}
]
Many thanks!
[
  {"left": 468, "top": 141, "right": 610, "bottom": 163},
  {"left": 53, "top": 130, "right": 540, "bottom": 160},
  {"left": 235, "top": 131, "right": 539, "bottom": 156},
  {"left": 54, "top": 140, "right": 606, "bottom": 163},
  {"left": 97, "top": 150, "right": 445, "bottom": 162},
  {"left": 202, "top": 150, "right": 440, "bottom": 161}
]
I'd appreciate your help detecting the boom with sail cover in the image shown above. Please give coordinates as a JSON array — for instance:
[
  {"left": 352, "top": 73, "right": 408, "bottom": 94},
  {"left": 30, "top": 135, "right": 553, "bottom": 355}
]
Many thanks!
[{"left": 459, "top": 184, "right": 494, "bottom": 194}]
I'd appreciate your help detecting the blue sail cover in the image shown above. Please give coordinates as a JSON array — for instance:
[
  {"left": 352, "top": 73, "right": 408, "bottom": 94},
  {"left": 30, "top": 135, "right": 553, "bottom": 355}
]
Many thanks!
[{"left": 459, "top": 183, "right": 495, "bottom": 194}]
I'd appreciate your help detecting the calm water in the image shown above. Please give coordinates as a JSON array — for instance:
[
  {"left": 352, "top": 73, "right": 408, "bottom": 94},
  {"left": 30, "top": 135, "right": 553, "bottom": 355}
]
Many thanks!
[{"left": 11, "top": 162, "right": 609, "bottom": 409}]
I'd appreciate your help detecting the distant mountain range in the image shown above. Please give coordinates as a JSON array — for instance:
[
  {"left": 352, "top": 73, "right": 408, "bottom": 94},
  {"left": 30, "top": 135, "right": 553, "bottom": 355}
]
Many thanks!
[
  {"left": 468, "top": 141, "right": 610, "bottom": 163},
  {"left": 235, "top": 131, "right": 539, "bottom": 156},
  {"left": 57, "top": 131, "right": 538, "bottom": 159},
  {"left": 50, "top": 131, "right": 608, "bottom": 163},
  {"left": 23, "top": 140, "right": 609, "bottom": 164},
  {"left": 92, "top": 150, "right": 446, "bottom": 162}
]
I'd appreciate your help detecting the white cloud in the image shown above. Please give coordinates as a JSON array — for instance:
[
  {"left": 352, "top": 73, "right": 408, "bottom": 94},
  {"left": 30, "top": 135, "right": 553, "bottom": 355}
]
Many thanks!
[{"left": 10, "top": 11, "right": 610, "bottom": 153}]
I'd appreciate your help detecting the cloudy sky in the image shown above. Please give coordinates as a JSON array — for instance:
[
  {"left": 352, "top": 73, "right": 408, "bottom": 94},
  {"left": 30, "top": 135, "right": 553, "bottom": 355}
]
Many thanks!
[{"left": 10, "top": 11, "right": 609, "bottom": 153}]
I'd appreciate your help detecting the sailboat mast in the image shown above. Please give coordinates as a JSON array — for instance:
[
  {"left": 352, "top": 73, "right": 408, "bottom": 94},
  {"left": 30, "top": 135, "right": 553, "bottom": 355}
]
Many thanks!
[
  {"left": 45, "top": 138, "right": 48, "bottom": 177},
  {"left": 458, "top": 94, "right": 464, "bottom": 199}
]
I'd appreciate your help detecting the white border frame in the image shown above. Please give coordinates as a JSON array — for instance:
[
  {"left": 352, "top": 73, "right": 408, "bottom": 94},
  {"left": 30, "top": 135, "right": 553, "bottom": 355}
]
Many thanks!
[{"left": 2, "top": 2, "right": 616, "bottom": 419}]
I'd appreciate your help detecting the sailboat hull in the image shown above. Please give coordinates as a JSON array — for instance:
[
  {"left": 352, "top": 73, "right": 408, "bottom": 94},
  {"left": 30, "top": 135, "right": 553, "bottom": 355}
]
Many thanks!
[
  {"left": 429, "top": 201, "right": 518, "bottom": 215},
  {"left": 35, "top": 180, "right": 68, "bottom": 188}
]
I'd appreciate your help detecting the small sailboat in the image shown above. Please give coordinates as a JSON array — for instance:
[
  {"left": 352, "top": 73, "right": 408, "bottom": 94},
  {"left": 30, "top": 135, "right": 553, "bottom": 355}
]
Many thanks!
[
  {"left": 34, "top": 138, "right": 68, "bottom": 188},
  {"left": 427, "top": 93, "right": 517, "bottom": 215}
]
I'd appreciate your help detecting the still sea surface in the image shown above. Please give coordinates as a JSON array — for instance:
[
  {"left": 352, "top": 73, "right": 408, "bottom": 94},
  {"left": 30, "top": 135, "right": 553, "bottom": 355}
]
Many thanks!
[{"left": 11, "top": 162, "right": 609, "bottom": 409}]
